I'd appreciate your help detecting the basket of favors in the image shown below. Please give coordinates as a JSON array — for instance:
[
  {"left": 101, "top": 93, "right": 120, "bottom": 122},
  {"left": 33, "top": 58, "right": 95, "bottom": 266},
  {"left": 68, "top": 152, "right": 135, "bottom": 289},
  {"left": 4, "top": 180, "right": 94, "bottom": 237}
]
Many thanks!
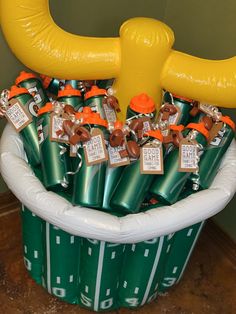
[{"left": 0, "top": 72, "right": 236, "bottom": 311}]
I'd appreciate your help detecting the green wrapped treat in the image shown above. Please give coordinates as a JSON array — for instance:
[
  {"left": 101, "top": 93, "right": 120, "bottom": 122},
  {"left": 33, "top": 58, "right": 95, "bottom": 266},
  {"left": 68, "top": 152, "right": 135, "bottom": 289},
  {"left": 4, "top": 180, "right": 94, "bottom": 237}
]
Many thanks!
[
  {"left": 8, "top": 86, "right": 41, "bottom": 167},
  {"left": 37, "top": 102, "right": 72, "bottom": 191},
  {"left": 84, "top": 86, "right": 107, "bottom": 119},
  {"left": 57, "top": 84, "right": 83, "bottom": 112},
  {"left": 16, "top": 71, "right": 49, "bottom": 109}
]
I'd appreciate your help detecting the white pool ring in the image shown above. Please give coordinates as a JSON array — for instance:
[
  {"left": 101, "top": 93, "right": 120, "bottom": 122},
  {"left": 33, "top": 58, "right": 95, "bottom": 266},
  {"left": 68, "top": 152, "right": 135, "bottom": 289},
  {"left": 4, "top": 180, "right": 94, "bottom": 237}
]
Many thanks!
[{"left": 0, "top": 123, "right": 236, "bottom": 243}]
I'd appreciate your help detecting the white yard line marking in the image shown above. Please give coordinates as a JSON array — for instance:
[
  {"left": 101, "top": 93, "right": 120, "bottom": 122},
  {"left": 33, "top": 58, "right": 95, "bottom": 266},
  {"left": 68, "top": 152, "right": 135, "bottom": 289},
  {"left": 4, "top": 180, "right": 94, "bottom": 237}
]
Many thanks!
[
  {"left": 177, "top": 221, "right": 205, "bottom": 283},
  {"left": 141, "top": 236, "right": 164, "bottom": 306},
  {"left": 155, "top": 282, "right": 159, "bottom": 290},
  {"left": 56, "top": 236, "right": 60, "bottom": 244},
  {"left": 46, "top": 222, "right": 52, "bottom": 294},
  {"left": 94, "top": 241, "right": 105, "bottom": 311},
  {"left": 187, "top": 228, "right": 193, "bottom": 237},
  {"left": 172, "top": 266, "right": 178, "bottom": 274},
  {"left": 167, "top": 233, "right": 175, "bottom": 240},
  {"left": 166, "top": 244, "right": 171, "bottom": 253},
  {"left": 69, "top": 275, "right": 74, "bottom": 283}
]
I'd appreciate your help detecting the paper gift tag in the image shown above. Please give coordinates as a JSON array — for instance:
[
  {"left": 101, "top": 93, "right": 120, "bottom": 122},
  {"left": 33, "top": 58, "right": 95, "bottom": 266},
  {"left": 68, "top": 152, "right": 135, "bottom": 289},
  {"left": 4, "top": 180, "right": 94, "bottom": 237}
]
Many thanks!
[
  {"left": 158, "top": 105, "right": 181, "bottom": 125},
  {"left": 5, "top": 98, "right": 32, "bottom": 132},
  {"left": 178, "top": 138, "right": 199, "bottom": 172},
  {"left": 83, "top": 128, "right": 108, "bottom": 166},
  {"left": 103, "top": 103, "right": 117, "bottom": 123},
  {"left": 208, "top": 121, "right": 224, "bottom": 144},
  {"left": 140, "top": 117, "right": 152, "bottom": 133},
  {"left": 50, "top": 113, "right": 69, "bottom": 143},
  {"left": 108, "top": 143, "right": 130, "bottom": 167},
  {"left": 140, "top": 143, "right": 164, "bottom": 174},
  {"left": 168, "top": 106, "right": 181, "bottom": 125}
]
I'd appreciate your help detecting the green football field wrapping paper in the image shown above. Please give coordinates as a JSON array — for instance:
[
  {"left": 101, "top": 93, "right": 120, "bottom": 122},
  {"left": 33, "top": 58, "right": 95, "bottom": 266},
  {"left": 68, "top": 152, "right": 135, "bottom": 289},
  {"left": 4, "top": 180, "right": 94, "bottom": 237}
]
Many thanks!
[
  {"left": 21, "top": 205, "right": 45, "bottom": 284},
  {"left": 21, "top": 208, "right": 206, "bottom": 311},
  {"left": 78, "top": 238, "right": 125, "bottom": 311},
  {"left": 159, "top": 221, "right": 205, "bottom": 292},
  {"left": 118, "top": 235, "right": 173, "bottom": 308},
  {"left": 42, "top": 222, "right": 81, "bottom": 304}
]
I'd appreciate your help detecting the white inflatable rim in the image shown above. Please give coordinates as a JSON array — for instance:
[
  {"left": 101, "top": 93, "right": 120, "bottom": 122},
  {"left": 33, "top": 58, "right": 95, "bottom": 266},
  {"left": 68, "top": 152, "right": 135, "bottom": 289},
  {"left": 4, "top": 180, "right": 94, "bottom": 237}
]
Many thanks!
[{"left": 0, "top": 123, "right": 236, "bottom": 243}]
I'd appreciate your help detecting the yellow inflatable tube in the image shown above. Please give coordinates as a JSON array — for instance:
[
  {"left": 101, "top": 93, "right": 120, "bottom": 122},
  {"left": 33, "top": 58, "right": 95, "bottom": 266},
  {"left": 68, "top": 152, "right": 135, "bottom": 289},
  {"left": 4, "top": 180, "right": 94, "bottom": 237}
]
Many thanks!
[
  {"left": 1, "top": 0, "right": 236, "bottom": 119},
  {"left": 0, "top": 0, "right": 120, "bottom": 79},
  {"left": 162, "top": 51, "right": 236, "bottom": 108}
]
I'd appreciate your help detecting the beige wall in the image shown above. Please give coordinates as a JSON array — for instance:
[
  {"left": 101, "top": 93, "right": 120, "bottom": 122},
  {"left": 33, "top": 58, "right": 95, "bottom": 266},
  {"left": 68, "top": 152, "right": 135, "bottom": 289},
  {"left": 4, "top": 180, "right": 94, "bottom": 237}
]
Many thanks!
[{"left": 0, "top": 0, "right": 236, "bottom": 240}]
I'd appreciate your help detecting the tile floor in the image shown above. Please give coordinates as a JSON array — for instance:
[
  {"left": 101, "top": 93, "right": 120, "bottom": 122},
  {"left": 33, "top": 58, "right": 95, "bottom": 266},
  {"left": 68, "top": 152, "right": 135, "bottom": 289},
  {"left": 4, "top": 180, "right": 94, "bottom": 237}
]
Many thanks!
[{"left": 0, "top": 206, "right": 235, "bottom": 314}]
